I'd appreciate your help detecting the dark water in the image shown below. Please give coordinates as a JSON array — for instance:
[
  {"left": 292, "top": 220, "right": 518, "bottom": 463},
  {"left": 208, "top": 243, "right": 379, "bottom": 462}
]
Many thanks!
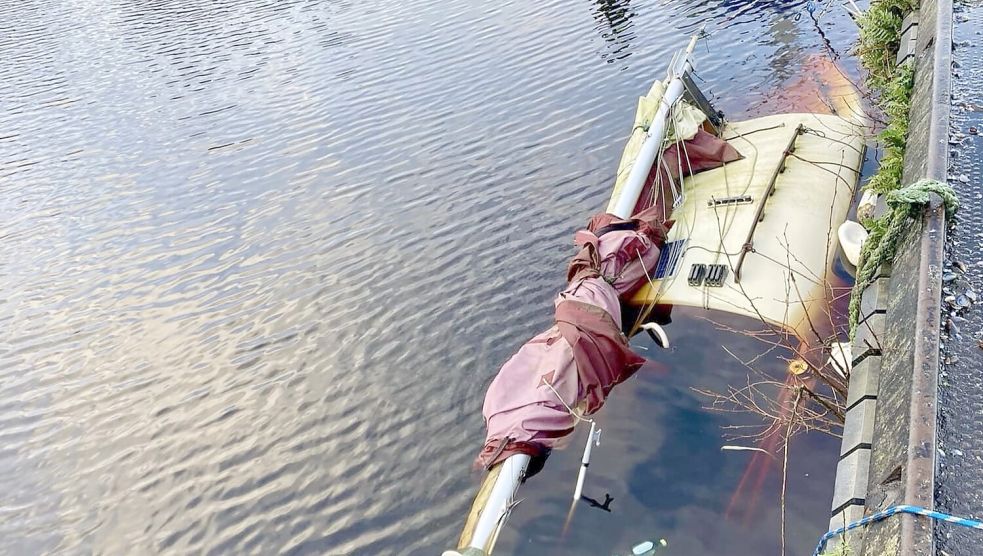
[{"left": 0, "top": 0, "right": 863, "bottom": 554}]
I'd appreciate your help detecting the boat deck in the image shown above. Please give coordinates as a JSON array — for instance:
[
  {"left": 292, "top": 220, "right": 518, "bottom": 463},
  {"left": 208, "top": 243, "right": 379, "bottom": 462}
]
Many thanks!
[{"left": 629, "top": 112, "right": 867, "bottom": 339}]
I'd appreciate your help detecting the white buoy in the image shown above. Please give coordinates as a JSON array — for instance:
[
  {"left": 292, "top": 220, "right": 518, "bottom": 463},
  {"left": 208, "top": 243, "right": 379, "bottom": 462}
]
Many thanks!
[
  {"left": 837, "top": 220, "right": 868, "bottom": 267},
  {"left": 631, "top": 538, "right": 669, "bottom": 555}
]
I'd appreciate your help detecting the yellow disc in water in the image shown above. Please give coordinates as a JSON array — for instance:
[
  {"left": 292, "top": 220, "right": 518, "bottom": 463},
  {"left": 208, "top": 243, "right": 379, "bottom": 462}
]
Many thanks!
[{"left": 788, "top": 359, "right": 809, "bottom": 376}]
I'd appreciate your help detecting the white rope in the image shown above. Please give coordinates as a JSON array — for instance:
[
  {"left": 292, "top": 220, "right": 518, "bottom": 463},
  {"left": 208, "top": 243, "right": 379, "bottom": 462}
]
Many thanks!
[{"left": 541, "top": 376, "right": 593, "bottom": 425}]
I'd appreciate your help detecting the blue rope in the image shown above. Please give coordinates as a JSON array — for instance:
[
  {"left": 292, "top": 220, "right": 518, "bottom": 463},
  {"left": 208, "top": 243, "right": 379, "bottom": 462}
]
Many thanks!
[{"left": 814, "top": 505, "right": 983, "bottom": 556}]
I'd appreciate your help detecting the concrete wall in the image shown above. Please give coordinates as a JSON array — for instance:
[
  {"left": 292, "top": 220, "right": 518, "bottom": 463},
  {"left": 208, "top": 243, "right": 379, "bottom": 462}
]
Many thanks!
[{"left": 826, "top": 0, "right": 952, "bottom": 552}]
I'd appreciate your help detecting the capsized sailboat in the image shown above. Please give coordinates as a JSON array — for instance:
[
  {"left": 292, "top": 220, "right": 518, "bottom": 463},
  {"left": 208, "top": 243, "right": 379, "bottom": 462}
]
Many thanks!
[{"left": 444, "top": 32, "right": 867, "bottom": 556}]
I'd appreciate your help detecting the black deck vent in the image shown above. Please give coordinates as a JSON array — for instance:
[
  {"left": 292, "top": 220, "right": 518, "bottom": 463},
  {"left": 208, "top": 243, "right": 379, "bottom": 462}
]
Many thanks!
[
  {"left": 654, "top": 239, "right": 686, "bottom": 279},
  {"left": 688, "top": 263, "right": 708, "bottom": 286},
  {"left": 705, "top": 264, "right": 729, "bottom": 287}
]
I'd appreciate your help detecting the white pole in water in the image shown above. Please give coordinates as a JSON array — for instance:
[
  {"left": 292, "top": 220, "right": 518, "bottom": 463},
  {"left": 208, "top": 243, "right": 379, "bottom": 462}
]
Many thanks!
[
  {"left": 467, "top": 453, "right": 531, "bottom": 554},
  {"left": 607, "top": 33, "right": 701, "bottom": 219},
  {"left": 572, "top": 421, "right": 599, "bottom": 501}
]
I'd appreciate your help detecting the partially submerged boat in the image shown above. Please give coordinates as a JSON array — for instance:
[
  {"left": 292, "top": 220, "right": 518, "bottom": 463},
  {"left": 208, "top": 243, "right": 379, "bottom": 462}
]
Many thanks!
[{"left": 444, "top": 33, "right": 867, "bottom": 556}]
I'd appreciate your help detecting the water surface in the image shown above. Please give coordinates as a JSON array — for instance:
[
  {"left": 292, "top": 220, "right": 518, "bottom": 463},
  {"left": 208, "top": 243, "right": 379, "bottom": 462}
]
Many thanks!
[{"left": 1, "top": 0, "right": 863, "bottom": 553}]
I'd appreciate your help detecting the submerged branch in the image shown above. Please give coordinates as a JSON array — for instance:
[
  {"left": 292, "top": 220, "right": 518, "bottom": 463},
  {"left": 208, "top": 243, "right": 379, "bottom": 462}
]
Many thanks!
[{"left": 780, "top": 388, "right": 803, "bottom": 556}]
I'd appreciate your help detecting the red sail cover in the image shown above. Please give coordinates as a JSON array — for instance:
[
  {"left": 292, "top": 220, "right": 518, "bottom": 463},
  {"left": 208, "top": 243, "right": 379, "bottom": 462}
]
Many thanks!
[
  {"left": 476, "top": 131, "right": 738, "bottom": 470},
  {"left": 476, "top": 208, "right": 666, "bottom": 469}
]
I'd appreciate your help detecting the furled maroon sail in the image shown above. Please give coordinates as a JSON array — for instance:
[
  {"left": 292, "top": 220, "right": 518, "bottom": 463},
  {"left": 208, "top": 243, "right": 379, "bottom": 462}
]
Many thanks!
[
  {"left": 476, "top": 207, "right": 666, "bottom": 470},
  {"left": 475, "top": 131, "right": 739, "bottom": 472}
]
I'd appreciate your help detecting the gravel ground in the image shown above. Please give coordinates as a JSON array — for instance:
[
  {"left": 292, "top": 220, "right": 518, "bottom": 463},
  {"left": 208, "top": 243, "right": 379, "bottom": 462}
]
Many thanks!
[{"left": 935, "top": 2, "right": 983, "bottom": 553}]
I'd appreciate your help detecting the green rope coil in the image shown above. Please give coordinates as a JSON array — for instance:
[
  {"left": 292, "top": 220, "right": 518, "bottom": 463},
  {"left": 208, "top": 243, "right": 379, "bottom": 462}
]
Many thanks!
[{"left": 848, "top": 179, "right": 959, "bottom": 339}]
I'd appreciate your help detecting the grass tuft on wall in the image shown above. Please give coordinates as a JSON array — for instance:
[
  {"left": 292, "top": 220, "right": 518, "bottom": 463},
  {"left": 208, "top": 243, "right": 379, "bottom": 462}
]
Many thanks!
[
  {"left": 847, "top": 0, "right": 917, "bottom": 335},
  {"left": 856, "top": 0, "right": 917, "bottom": 198}
]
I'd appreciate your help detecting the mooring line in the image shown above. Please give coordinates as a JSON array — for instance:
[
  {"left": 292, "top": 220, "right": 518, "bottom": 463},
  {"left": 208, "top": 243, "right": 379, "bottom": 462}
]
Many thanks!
[{"left": 814, "top": 505, "right": 983, "bottom": 556}]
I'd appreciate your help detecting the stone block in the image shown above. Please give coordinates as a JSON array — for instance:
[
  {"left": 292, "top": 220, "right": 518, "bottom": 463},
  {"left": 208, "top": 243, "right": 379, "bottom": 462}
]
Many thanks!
[
  {"left": 853, "top": 312, "right": 885, "bottom": 363},
  {"left": 829, "top": 503, "right": 865, "bottom": 532},
  {"left": 828, "top": 504, "right": 866, "bottom": 555},
  {"left": 900, "top": 10, "right": 919, "bottom": 32},
  {"left": 831, "top": 448, "right": 872, "bottom": 514},
  {"left": 896, "top": 12, "right": 919, "bottom": 66},
  {"left": 846, "top": 356, "right": 881, "bottom": 410},
  {"left": 841, "top": 398, "right": 877, "bottom": 457},
  {"left": 858, "top": 276, "right": 890, "bottom": 323}
]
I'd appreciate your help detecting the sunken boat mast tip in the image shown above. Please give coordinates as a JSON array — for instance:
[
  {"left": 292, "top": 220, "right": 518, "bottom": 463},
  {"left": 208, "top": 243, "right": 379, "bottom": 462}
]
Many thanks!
[
  {"left": 607, "top": 30, "right": 702, "bottom": 219},
  {"left": 446, "top": 28, "right": 867, "bottom": 555}
]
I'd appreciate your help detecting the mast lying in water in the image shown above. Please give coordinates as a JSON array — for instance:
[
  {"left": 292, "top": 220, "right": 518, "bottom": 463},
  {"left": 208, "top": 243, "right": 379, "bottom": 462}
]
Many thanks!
[
  {"left": 443, "top": 33, "right": 705, "bottom": 556},
  {"left": 607, "top": 31, "right": 700, "bottom": 219},
  {"left": 445, "top": 24, "right": 871, "bottom": 554}
]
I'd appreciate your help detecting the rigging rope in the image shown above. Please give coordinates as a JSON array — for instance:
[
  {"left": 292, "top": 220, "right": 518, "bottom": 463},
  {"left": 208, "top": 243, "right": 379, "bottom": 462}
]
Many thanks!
[
  {"left": 814, "top": 504, "right": 983, "bottom": 556},
  {"left": 847, "top": 179, "right": 958, "bottom": 339}
]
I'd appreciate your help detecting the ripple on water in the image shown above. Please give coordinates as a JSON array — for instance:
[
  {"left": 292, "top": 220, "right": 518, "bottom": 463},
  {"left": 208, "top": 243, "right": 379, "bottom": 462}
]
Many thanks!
[{"left": 1, "top": 0, "right": 860, "bottom": 553}]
